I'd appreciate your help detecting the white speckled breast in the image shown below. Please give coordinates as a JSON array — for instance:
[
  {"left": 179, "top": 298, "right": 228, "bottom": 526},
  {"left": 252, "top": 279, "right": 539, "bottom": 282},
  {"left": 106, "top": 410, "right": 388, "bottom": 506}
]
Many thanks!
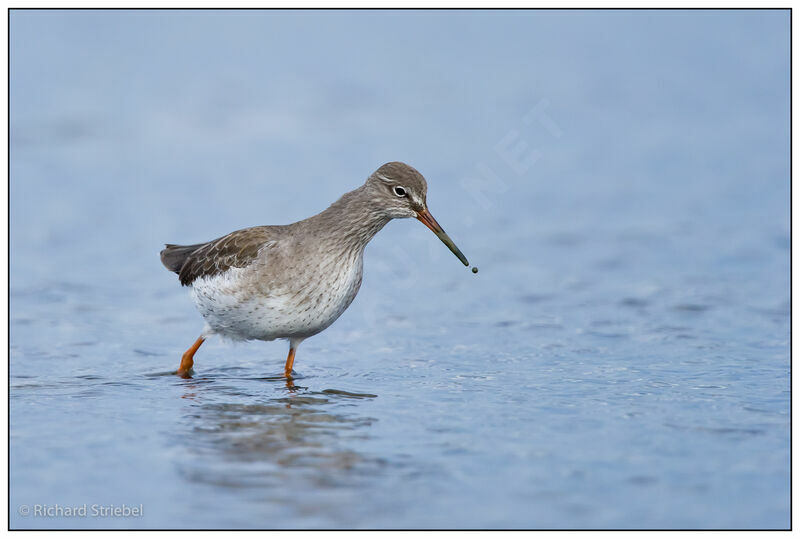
[{"left": 190, "top": 247, "right": 364, "bottom": 342}]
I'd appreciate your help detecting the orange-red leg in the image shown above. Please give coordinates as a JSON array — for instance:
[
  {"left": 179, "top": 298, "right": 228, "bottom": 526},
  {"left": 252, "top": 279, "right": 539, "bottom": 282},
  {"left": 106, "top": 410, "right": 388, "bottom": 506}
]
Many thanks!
[
  {"left": 284, "top": 346, "right": 296, "bottom": 378},
  {"left": 177, "top": 336, "right": 204, "bottom": 378}
]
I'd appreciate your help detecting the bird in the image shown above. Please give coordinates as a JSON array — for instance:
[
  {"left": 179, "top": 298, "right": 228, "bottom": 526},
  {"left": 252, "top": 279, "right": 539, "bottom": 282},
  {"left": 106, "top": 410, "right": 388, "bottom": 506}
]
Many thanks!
[{"left": 160, "top": 161, "right": 471, "bottom": 379}]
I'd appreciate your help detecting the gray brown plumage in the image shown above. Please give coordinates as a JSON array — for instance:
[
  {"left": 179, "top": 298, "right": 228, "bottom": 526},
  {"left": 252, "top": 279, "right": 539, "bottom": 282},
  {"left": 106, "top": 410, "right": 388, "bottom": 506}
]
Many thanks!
[
  {"left": 160, "top": 161, "right": 470, "bottom": 378},
  {"left": 162, "top": 227, "right": 280, "bottom": 286}
]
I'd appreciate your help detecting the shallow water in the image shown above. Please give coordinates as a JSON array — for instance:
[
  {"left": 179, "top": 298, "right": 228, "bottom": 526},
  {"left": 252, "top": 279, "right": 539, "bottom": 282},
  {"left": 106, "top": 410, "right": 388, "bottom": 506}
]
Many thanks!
[{"left": 10, "top": 10, "right": 789, "bottom": 529}]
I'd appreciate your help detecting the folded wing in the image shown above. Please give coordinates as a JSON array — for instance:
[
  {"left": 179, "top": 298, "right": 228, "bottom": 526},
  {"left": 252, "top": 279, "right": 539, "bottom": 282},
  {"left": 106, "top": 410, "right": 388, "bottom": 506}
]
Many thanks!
[{"left": 160, "top": 226, "right": 277, "bottom": 286}]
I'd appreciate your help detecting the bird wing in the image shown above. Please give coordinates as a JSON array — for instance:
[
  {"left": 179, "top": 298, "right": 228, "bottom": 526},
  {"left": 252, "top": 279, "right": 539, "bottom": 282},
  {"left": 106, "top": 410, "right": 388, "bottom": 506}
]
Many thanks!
[{"left": 166, "top": 226, "right": 280, "bottom": 286}]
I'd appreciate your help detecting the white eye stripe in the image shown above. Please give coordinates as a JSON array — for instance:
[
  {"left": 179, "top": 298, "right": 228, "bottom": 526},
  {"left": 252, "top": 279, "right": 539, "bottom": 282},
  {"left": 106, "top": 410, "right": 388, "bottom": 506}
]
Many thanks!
[{"left": 375, "top": 173, "right": 393, "bottom": 182}]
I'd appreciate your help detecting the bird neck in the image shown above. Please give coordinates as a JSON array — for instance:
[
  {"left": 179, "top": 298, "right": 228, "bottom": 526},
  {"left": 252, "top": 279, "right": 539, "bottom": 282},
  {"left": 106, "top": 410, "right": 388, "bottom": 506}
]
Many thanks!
[{"left": 307, "top": 184, "right": 391, "bottom": 252}]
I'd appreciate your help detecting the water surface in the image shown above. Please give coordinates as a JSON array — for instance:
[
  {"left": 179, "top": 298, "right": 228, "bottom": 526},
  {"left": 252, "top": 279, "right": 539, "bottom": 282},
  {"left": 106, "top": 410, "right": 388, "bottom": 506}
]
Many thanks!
[{"left": 10, "top": 9, "right": 789, "bottom": 529}]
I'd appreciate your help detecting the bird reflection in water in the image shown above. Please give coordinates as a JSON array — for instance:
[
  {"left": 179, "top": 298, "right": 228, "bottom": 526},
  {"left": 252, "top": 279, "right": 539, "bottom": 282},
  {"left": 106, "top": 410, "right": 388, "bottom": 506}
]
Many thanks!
[{"left": 173, "top": 374, "right": 382, "bottom": 496}]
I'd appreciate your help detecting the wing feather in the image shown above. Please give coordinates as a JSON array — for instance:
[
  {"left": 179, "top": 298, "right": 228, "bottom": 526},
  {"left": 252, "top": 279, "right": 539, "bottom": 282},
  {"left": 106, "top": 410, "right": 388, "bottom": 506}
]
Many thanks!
[{"left": 167, "top": 226, "right": 278, "bottom": 286}]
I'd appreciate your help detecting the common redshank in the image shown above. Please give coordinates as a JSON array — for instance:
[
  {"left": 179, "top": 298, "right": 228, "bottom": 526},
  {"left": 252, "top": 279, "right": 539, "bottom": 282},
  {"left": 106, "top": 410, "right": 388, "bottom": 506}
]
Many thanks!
[{"left": 160, "top": 162, "right": 471, "bottom": 378}]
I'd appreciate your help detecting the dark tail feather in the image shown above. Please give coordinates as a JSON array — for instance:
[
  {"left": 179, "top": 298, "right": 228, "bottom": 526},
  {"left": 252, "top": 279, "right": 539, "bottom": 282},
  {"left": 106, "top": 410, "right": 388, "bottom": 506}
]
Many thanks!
[{"left": 160, "top": 243, "right": 206, "bottom": 274}]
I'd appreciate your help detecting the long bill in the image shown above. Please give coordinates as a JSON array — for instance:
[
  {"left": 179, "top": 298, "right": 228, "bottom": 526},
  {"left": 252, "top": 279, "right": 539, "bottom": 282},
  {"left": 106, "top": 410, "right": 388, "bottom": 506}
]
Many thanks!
[{"left": 416, "top": 208, "right": 470, "bottom": 267}]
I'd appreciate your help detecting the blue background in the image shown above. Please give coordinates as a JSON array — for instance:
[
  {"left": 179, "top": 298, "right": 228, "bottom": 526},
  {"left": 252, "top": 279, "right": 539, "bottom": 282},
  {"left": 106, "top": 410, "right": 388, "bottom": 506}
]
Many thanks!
[{"left": 10, "top": 10, "right": 790, "bottom": 529}]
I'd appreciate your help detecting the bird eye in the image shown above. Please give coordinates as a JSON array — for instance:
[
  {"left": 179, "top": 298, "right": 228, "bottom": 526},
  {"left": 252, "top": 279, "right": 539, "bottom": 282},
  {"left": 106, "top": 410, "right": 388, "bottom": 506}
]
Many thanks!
[{"left": 393, "top": 186, "right": 407, "bottom": 197}]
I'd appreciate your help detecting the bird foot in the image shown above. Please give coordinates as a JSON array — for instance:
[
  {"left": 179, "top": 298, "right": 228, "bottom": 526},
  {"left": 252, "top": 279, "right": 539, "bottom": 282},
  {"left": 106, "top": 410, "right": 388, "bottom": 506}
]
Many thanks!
[
  {"left": 175, "top": 367, "right": 194, "bottom": 379},
  {"left": 175, "top": 336, "right": 204, "bottom": 380}
]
